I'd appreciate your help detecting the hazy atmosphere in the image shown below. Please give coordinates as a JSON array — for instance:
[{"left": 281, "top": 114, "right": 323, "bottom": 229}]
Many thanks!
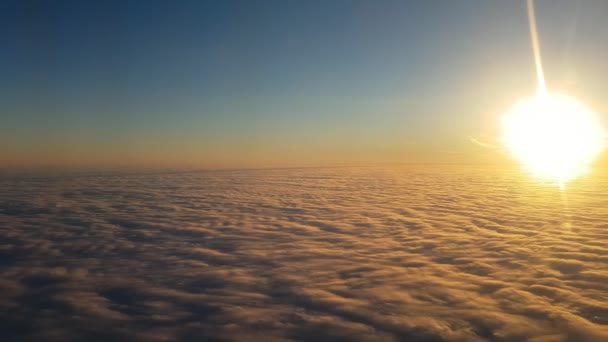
[
  {"left": 2, "top": 0, "right": 608, "bottom": 341},
  {"left": 3, "top": 0, "right": 607, "bottom": 168}
]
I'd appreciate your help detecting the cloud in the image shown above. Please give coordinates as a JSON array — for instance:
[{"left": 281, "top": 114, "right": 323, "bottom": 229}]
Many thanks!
[
  {"left": 469, "top": 138, "right": 499, "bottom": 150},
  {"left": 0, "top": 167, "right": 607, "bottom": 341}
]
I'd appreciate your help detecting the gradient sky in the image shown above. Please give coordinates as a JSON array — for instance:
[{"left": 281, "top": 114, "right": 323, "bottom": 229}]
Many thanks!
[{"left": 2, "top": 0, "right": 607, "bottom": 168}]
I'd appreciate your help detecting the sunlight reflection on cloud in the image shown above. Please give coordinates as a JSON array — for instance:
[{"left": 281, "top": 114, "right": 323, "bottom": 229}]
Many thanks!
[{"left": 0, "top": 167, "right": 607, "bottom": 341}]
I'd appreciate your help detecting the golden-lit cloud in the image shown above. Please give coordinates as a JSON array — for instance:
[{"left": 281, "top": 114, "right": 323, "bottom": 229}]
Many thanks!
[{"left": 1, "top": 167, "right": 608, "bottom": 340}]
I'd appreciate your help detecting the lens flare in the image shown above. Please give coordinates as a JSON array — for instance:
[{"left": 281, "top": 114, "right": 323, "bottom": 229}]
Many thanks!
[
  {"left": 500, "top": 93, "right": 605, "bottom": 188},
  {"left": 498, "top": 1, "right": 606, "bottom": 189}
]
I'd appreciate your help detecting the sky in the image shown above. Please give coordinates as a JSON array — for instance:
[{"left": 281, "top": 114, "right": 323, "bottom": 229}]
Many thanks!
[{"left": 2, "top": 0, "right": 607, "bottom": 169}]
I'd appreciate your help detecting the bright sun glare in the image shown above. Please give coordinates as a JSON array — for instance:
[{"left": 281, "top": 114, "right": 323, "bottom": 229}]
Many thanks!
[
  {"left": 501, "top": 93, "right": 605, "bottom": 188},
  {"left": 498, "top": 1, "right": 607, "bottom": 189}
]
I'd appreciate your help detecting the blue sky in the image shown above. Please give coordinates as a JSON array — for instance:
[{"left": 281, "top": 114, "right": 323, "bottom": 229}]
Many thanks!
[{"left": 2, "top": 0, "right": 606, "bottom": 168}]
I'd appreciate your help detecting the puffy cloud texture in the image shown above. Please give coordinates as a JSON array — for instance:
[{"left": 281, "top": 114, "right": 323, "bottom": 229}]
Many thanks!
[{"left": 1, "top": 167, "right": 607, "bottom": 341}]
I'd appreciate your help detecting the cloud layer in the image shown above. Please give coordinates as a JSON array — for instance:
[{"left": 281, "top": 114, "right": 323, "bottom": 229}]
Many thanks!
[{"left": 1, "top": 167, "right": 607, "bottom": 341}]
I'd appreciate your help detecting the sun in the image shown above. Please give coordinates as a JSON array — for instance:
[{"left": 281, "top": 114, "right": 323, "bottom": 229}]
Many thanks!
[{"left": 500, "top": 93, "right": 605, "bottom": 188}]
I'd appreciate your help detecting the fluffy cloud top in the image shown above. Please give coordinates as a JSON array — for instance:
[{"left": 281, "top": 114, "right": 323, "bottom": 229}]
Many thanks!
[{"left": 1, "top": 167, "right": 607, "bottom": 341}]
